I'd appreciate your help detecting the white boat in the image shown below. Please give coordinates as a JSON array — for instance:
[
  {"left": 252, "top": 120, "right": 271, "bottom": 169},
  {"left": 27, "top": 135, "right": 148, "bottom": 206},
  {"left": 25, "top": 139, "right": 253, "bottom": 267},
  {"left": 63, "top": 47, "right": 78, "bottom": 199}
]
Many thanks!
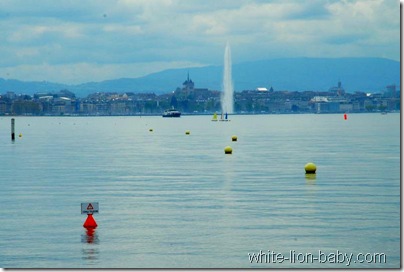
[{"left": 162, "top": 109, "right": 181, "bottom": 117}]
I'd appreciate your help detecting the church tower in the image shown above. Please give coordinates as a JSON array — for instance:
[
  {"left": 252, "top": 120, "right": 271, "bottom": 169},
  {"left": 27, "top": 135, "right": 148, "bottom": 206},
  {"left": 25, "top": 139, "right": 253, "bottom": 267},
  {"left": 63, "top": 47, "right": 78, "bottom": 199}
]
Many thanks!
[{"left": 182, "top": 72, "right": 194, "bottom": 91}]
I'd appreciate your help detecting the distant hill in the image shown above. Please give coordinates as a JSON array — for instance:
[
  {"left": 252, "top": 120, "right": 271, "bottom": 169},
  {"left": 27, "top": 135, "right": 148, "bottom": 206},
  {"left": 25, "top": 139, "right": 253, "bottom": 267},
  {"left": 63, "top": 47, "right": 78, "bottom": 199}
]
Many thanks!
[
  {"left": 0, "top": 57, "right": 399, "bottom": 97},
  {"left": 0, "top": 78, "right": 70, "bottom": 95}
]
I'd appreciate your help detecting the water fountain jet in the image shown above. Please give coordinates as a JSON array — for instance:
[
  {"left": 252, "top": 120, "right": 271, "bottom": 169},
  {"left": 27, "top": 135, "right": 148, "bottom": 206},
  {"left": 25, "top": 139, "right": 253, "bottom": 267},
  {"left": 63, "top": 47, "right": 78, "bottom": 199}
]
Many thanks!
[{"left": 221, "top": 42, "right": 234, "bottom": 115}]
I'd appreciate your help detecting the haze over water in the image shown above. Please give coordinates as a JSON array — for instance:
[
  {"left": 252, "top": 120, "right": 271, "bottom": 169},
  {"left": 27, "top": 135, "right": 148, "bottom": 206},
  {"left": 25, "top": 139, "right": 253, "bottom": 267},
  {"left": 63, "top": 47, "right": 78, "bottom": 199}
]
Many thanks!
[{"left": 0, "top": 113, "right": 399, "bottom": 268}]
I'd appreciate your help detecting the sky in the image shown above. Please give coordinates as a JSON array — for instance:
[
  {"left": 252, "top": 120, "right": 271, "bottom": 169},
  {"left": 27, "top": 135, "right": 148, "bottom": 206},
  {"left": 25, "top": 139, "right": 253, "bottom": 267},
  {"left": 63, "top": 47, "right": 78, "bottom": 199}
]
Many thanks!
[{"left": 0, "top": 0, "right": 400, "bottom": 84}]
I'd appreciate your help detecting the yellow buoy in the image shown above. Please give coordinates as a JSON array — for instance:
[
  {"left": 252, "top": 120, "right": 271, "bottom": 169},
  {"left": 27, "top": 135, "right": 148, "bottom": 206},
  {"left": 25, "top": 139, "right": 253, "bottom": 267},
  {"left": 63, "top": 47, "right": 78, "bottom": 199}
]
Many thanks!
[
  {"left": 185, "top": 130, "right": 190, "bottom": 135},
  {"left": 304, "top": 162, "right": 316, "bottom": 174},
  {"left": 19, "top": 133, "right": 22, "bottom": 137},
  {"left": 224, "top": 146, "right": 232, "bottom": 154},
  {"left": 231, "top": 135, "right": 237, "bottom": 141}
]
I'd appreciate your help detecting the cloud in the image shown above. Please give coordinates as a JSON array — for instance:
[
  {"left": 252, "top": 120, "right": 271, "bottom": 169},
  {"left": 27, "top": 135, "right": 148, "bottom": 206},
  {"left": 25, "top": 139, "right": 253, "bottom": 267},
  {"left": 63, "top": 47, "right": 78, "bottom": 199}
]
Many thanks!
[{"left": 0, "top": 0, "right": 399, "bottom": 84}]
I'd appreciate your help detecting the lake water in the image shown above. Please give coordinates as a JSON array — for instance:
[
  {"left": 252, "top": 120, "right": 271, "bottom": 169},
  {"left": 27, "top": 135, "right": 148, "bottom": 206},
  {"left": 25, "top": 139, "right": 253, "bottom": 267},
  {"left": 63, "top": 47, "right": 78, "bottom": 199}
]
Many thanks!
[{"left": 0, "top": 113, "right": 400, "bottom": 268}]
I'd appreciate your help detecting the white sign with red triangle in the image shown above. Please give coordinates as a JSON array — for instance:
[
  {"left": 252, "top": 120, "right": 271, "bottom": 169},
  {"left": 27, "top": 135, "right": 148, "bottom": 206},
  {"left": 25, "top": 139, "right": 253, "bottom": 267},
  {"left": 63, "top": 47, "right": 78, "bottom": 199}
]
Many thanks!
[{"left": 81, "top": 202, "right": 99, "bottom": 214}]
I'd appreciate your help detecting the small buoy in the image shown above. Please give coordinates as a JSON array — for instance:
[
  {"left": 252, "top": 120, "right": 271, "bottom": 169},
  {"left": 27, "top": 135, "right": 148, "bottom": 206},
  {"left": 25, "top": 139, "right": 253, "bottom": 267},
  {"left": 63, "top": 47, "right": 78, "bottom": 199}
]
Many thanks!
[
  {"left": 344, "top": 113, "right": 347, "bottom": 120},
  {"left": 149, "top": 128, "right": 153, "bottom": 132},
  {"left": 304, "top": 162, "right": 316, "bottom": 174},
  {"left": 185, "top": 130, "right": 190, "bottom": 135},
  {"left": 231, "top": 135, "right": 237, "bottom": 141},
  {"left": 224, "top": 146, "right": 232, "bottom": 154},
  {"left": 19, "top": 133, "right": 22, "bottom": 137},
  {"left": 83, "top": 214, "right": 97, "bottom": 229}
]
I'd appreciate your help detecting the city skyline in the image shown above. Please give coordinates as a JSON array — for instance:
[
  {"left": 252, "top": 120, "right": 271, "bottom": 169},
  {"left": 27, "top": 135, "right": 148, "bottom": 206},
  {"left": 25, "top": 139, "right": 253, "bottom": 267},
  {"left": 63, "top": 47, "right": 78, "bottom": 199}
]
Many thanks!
[
  {"left": 0, "top": 77, "right": 399, "bottom": 116},
  {"left": 0, "top": 0, "right": 400, "bottom": 85}
]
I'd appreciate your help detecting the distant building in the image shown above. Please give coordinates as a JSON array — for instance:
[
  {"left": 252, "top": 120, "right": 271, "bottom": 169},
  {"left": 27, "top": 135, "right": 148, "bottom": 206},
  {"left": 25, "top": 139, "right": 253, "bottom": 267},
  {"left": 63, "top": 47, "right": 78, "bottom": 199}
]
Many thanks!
[
  {"left": 182, "top": 72, "right": 194, "bottom": 91},
  {"left": 386, "top": 84, "right": 397, "bottom": 98},
  {"left": 256, "top": 87, "right": 268, "bottom": 92},
  {"left": 311, "top": 96, "right": 329, "bottom": 103},
  {"left": 178, "top": 73, "right": 209, "bottom": 93},
  {"left": 5, "top": 92, "right": 16, "bottom": 99},
  {"left": 329, "top": 81, "right": 345, "bottom": 96}
]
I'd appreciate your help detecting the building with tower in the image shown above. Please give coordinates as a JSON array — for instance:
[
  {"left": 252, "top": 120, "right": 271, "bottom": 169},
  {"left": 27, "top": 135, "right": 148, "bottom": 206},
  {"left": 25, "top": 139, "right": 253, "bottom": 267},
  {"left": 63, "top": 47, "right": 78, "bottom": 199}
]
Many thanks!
[
  {"left": 182, "top": 73, "right": 194, "bottom": 91},
  {"left": 329, "top": 81, "right": 345, "bottom": 96}
]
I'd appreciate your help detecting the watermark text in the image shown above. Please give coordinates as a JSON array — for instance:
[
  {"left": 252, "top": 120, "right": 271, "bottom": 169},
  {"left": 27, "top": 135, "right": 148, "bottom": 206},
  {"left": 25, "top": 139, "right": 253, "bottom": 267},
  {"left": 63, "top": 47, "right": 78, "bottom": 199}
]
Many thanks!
[{"left": 248, "top": 250, "right": 386, "bottom": 266}]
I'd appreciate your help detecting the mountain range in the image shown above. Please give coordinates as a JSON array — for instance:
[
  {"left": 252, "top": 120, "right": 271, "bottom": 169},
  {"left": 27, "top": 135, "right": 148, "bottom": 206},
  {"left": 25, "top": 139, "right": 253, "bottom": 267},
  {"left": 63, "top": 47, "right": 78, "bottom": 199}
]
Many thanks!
[{"left": 0, "top": 57, "right": 399, "bottom": 97}]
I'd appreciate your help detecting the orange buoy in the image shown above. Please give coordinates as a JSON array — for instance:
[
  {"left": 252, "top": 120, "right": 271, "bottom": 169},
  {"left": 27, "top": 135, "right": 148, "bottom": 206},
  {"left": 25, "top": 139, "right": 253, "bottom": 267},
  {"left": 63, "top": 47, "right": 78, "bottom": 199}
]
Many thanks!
[{"left": 83, "top": 214, "right": 97, "bottom": 228}]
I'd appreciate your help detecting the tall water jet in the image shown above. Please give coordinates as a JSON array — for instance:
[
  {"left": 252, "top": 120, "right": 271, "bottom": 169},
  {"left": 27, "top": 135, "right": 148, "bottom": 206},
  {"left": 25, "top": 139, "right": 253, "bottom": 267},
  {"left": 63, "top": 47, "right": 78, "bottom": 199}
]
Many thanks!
[{"left": 221, "top": 42, "right": 234, "bottom": 114}]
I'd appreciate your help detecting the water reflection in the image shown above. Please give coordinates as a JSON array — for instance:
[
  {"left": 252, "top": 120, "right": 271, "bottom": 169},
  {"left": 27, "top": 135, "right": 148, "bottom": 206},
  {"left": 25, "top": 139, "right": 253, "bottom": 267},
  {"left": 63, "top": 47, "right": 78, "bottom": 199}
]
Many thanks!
[
  {"left": 82, "top": 248, "right": 99, "bottom": 261},
  {"left": 305, "top": 174, "right": 316, "bottom": 185},
  {"left": 81, "top": 228, "right": 99, "bottom": 244},
  {"left": 81, "top": 227, "right": 99, "bottom": 261}
]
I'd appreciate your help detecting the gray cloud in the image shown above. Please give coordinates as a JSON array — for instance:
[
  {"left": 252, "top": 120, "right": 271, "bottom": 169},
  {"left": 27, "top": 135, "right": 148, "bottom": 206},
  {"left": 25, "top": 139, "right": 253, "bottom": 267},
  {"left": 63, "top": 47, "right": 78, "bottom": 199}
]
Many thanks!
[{"left": 0, "top": 0, "right": 399, "bottom": 84}]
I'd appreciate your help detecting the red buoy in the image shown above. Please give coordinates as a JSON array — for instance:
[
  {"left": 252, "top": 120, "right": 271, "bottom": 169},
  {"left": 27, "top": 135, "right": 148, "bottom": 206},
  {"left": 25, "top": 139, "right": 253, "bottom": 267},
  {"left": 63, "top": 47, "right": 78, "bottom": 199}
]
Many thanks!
[
  {"left": 344, "top": 113, "right": 347, "bottom": 120},
  {"left": 83, "top": 214, "right": 97, "bottom": 228}
]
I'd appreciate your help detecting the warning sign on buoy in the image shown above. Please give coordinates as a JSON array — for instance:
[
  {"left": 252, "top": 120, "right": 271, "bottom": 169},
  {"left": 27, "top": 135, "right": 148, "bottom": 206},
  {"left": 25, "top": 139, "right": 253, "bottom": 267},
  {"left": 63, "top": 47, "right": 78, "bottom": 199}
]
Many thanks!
[
  {"left": 81, "top": 202, "right": 99, "bottom": 229},
  {"left": 81, "top": 202, "right": 99, "bottom": 214}
]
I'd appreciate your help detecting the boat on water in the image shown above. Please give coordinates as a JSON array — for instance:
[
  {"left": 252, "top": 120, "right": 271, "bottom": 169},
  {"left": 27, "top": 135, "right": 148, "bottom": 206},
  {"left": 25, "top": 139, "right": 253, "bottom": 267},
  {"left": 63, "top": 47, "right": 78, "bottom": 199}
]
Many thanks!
[
  {"left": 212, "top": 112, "right": 230, "bottom": 121},
  {"left": 220, "top": 112, "right": 230, "bottom": 121},
  {"left": 162, "top": 108, "right": 181, "bottom": 117}
]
